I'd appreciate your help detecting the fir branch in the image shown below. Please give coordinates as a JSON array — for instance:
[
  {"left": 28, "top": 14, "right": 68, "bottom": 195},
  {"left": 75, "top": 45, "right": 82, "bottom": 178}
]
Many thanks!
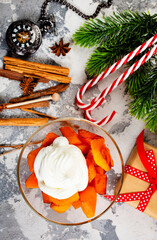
[
  {"left": 145, "top": 105, "right": 157, "bottom": 133},
  {"left": 131, "top": 66, "right": 157, "bottom": 104},
  {"left": 129, "top": 67, "right": 157, "bottom": 132},
  {"left": 73, "top": 11, "right": 157, "bottom": 48},
  {"left": 125, "top": 61, "right": 154, "bottom": 96}
]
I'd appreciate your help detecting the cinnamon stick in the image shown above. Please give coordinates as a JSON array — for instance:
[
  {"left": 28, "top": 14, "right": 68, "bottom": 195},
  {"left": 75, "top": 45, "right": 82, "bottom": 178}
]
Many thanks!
[
  {"left": 10, "top": 84, "right": 69, "bottom": 103},
  {"left": 0, "top": 144, "right": 24, "bottom": 148},
  {"left": 0, "top": 118, "right": 49, "bottom": 126},
  {"left": 0, "top": 69, "right": 49, "bottom": 83},
  {"left": 4, "top": 56, "right": 69, "bottom": 76},
  {"left": 0, "top": 140, "right": 42, "bottom": 156},
  {"left": 0, "top": 148, "right": 22, "bottom": 156},
  {"left": 0, "top": 141, "right": 42, "bottom": 149},
  {"left": 5, "top": 65, "right": 71, "bottom": 83},
  {"left": 21, "top": 108, "right": 56, "bottom": 120}
]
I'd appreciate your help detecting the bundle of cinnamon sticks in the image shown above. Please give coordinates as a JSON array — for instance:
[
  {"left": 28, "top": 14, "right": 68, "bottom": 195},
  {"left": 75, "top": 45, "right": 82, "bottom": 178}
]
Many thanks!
[
  {"left": 2, "top": 56, "right": 71, "bottom": 84},
  {"left": 0, "top": 56, "right": 71, "bottom": 126}
]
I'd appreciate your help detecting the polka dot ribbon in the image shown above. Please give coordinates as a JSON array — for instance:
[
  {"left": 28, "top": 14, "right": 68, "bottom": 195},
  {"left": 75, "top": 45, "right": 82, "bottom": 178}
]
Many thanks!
[{"left": 104, "top": 130, "right": 157, "bottom": 212}]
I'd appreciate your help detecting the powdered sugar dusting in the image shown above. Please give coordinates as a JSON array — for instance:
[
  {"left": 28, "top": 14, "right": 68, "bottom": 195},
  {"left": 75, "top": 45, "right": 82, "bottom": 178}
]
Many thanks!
[
  {"left": 0, "top": 0, "right": 11, "bottom": 3},
  {"left": 0, "top": 77, "right": 10, "bottom": 92},
  {"left": 0, "top": 59, "right": 3, "bottom": 68},
  {"left": 4, "top": 154, "right": 17, "bottom": 170}
]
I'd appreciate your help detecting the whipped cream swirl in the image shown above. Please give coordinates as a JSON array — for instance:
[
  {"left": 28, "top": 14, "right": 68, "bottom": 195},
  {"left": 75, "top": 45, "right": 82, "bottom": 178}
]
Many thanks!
[{"left": 34, "top": 136, "right": 88, "bottom": 199}]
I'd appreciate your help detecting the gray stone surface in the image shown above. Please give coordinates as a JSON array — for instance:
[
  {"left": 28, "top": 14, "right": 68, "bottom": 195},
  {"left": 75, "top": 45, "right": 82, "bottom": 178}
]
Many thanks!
[{"left": 0, "top": 0, "right": 157, "bottom": 240}]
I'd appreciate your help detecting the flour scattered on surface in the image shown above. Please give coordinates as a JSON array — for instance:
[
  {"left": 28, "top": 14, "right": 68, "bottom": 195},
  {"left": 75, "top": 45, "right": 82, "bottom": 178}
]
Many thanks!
[
  {"left": 148, "top": 7, "right": 157, "bottom": 15},
  {"left": 12, "top": 13, "right": 18, "bottom": 21},
  {"left": 65, "top": 105, "right": 77, "bottom": 114},
  {"left": 10, "top": 4, "right": 16, "bottom": 10},
  {"left": 55, "top": 11, "right": 64, "bottom": 19},
  {"left": 0, "top": 77, "right": 10, "bottom": 92},
  {"left": 0, "top": 59, "right": 3, "bottom": 67},
  {"left": 0, "top": 132, "right": 3, "bottom": 140},
  {"left": 46, "top": 102, "right": 58, "bottom": 118},
  {"left": 0, "top": 0, "right": 11, "bottom": 3},
  {"left": 4, "top": 155, "right": 17, "bottom": 170}
]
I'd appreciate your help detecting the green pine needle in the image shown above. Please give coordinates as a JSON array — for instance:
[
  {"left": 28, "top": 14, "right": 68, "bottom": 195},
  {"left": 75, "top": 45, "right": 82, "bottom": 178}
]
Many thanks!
[
  {"left": 129, "top": 67, "right": 157, "bottom": 132},
  {"left": 145, "top": 106, "right": 157, "bottom": 133},
  {"left": 73, "top": 11, "right": 157, "bottom": 49},
  {"left": 125, "top": 61, "right": 153, "bottom": 96}
]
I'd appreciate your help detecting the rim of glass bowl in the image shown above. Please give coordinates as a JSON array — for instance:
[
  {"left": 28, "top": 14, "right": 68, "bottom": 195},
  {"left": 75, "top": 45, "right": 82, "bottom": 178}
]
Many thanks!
[{"left": 17, "top": 117, "right": 124, "bottom": 225}]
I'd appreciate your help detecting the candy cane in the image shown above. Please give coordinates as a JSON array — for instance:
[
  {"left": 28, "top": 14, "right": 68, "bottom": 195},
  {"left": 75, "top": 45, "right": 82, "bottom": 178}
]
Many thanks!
[
  {"left": 76, "top": 34, "right": 157, "bottom": 110},
  {"left": 76, "top": 34, "right": 157, "bottom": 125},
  {"left": 85, "top": 45, "right": 157, "bottom": 125}
]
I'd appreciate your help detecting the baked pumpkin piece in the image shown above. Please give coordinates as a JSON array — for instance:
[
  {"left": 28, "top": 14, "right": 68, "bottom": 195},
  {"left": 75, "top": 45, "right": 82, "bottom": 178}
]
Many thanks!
[
  {"left": 78, "top": 129, "right": 103, "bottom": 145},
  {"left": 91, "top": 138, "right": 113, "bottom": 171},
  {"left": 93, "top": 173, "right": 107, "bottom": 195},
  {"left": 25, "top": 172, "right": 39, "bottom": 188},
  {"left": 60, "top": 126, "right": 82, "bottom": 145},
  {"left": 42, "top": 192, "right": 79, "bottom": 206},
  {"left": 50, "top": 203, "right": 72, "bottom": 213},
  {"left": 79, "top": 186, "right": 97, "bottom": 218}
]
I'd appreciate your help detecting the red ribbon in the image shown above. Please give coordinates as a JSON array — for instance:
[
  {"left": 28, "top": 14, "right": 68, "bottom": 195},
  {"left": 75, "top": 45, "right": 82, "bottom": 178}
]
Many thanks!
[{"left": 104, "top": 130, "right": 157, "bottom": 212}]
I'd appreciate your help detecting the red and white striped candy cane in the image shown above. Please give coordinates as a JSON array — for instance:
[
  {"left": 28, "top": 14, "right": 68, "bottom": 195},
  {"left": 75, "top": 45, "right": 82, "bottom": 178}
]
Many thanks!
[
  {"left": 85, "top": 44, "right": 157, "bottom": 125},
  {"left": 76, "top": 34, "right": 157, "bottom": 126}
]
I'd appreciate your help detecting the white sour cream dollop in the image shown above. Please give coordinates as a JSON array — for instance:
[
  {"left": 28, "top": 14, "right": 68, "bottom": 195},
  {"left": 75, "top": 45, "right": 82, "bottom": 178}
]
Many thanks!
[{"left": 34, "top": 136, "right": 88, "bottom": 199}]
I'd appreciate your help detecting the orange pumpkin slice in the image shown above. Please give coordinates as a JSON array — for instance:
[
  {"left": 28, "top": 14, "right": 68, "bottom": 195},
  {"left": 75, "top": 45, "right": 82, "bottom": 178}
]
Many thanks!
[
  {"left": 42, "top": 192, "right": 79, "bottom": 206},
  {"left": 93, "top": 173, "right": 107, "bottom": 195},
  {"left": 79, "top": 186, "right": 97, "bottom": 218},
  {"left": 91, "top": 138, "right": 113, "bottom": 171},
  {"left": 86, "top": 158, "right": 97, "bottom": 183},
  {"left": 86, "top": 149, "right": 95, "bottom": 165},
  {"left": 41, "top": 132, "right": 59, "bottom": 147},
  {"left": 76, "top": 143, "right": 90, "bottom": 155},
  {"left": 25, "top": 172, "right": 38, "bottom": 188},
  {"left": 72, "top": 200, "right": 82, "bottom": 209},
  {"left": 60, "top": 126, "right": 82, "bottom": 145},
  {"left": 42, "top": 192, "right": 56, "bottom": 204},
  {"left": 78, "top": 129, "right": 103, "bottom": 145},
  {"left": 27, "top": 147, "right": 42, "bottom": 172},
  {"left": 50, "top": 203, "right": 72, "bottom": 213},
  {"left": 95, "top": 166, "right": 105, "bottom": 175}
]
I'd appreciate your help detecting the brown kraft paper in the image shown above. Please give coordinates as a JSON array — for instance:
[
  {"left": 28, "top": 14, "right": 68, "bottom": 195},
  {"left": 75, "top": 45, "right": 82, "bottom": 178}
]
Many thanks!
[{"left": 119, "top": 143, "right": 157, "bottom": 219}]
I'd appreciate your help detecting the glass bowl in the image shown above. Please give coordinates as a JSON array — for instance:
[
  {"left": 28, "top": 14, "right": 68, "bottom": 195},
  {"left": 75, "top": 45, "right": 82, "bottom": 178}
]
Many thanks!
[{"left": 17, "top": 117, "right": 124, "bottom": 225}]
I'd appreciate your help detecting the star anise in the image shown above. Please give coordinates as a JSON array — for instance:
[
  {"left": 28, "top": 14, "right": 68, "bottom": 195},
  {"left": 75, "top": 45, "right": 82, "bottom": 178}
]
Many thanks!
[
  {"left": 50, "top": 38, "right": 71, "bottom": 57},
  {"left": 20, "top": 76, "right": 37, "bottom": 96}
]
